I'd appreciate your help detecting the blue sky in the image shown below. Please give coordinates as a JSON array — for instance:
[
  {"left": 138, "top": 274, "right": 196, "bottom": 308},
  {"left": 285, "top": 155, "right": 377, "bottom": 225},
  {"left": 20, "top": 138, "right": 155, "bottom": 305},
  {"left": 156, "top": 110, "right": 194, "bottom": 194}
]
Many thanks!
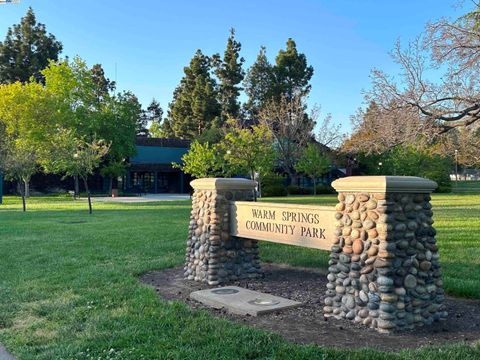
[{"left": 0, "top": 0, "right": 466, "bottom": 133}]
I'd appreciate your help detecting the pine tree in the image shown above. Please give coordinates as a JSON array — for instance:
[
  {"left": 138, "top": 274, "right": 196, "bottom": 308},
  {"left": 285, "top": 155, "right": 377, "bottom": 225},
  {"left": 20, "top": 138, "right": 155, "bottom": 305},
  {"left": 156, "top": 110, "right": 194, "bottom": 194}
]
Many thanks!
[
  {"left": 0, "top": 7, "right": 62, "bottom": 84},
  {"left": 272, "top": 38, "right": 313, "bottom": 100},
  {"left": 146, "top": 99, "right": 165, "bottom": 138},
  {"left": 165, "top": 50, "right": 220, "bottom": 139},
  {"left": 213, "top": 29, "right": 245, "bottom": 123},
  {"left": 91, "top": 64, "right": 116, "bottom": 101},
  {"left": 243, "top": 46, "right": 274, "bottom": 123}
]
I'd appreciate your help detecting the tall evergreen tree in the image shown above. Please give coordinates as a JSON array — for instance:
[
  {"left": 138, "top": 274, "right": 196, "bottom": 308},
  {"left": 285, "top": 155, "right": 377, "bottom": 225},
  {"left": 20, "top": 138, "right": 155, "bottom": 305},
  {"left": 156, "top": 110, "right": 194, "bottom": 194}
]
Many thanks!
[
  {"left": 272, "top": 38, "right": 313, "bottom": 100},
  {"left": 91, "top": 64, "right": 116, "bottom": 101},
  {"left": 146, "top": 99, "right": 165, "bottom": 137},
  {"left": 165, "top": 50, "right": 220, "bottom": 139},
  {"left": 243, "top": 46, "right": 274, "bottom": 123},
  {"left": 0, "top": 7, "right": 62, "bottom": 84},
  {"left": 213, "top": 29, "right": 245, "bottom": 123}
]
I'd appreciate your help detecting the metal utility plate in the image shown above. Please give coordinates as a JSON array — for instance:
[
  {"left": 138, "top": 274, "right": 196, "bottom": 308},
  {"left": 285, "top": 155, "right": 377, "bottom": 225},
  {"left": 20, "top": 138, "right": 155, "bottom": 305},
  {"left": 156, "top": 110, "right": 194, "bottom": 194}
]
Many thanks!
[{"left": 190, "top": 286, "right": 302, "bottom": 316}]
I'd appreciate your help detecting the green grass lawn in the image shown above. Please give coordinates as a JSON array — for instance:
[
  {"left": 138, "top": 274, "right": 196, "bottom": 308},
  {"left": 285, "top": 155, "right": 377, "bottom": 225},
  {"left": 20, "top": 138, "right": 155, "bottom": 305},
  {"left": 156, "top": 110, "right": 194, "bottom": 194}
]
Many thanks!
[{"left": 0, "top": 194, "right": 479, "bottom": 359}]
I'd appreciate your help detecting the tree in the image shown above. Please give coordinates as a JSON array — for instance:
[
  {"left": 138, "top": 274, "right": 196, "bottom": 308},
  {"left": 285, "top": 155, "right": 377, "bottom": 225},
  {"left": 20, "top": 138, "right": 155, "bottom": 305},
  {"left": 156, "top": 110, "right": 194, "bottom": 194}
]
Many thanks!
[
  {"left": 2, "top": 142, "right": 37, "bottom": 211},
  {"left": 173, "top": 141, "right": 225, "bottom": 178},
  {"left": 221, "top": 122, "right": 275, "bottom": 196},
  {"left": 343, "top": 101, "right": 426, "bottom": 155},
  {"left": 0, "top": 79, "right": 56, "bottom": 200},
  {"left": 165, "top": 50, "right": 220, "bottom": 139},
  {"left": 357, "top": 145, "right": 453, "bottom": 192},
  {"left": 213, "top": 29, "right": 245, "bottom": 123},
  {"left": 53, "top": 131, "right": 110, "bottom": 214},
  {"left": 146, "top": 99, "right": 164, "bottom": 137},
  {"left": 295, "top": 143, "right": 330, "bottom": 195},
  {"left": 41, "top": 58, "right": 138, "bottom": 195},
  {"left": 316, "top": 113, "right": 345, "bottom": 150},
  {"left": 244, "top": 46, "right": 274, "bottom": 124},
  {"left": 259, "top": 94, "right": 315, "bottom": 184},
  {"left": 91, "top": 63, "right": 116, "bottom": 101},
  {"left": 272, "top": 38, "right": 314, "bottom": 100},
  {"left": 366, "top": 3, "right": 480, "bottom": 142},
  {"left": 436, "top": 128, "right": 480, "bottom": 170},
  {"left": 0, "top": 7, "right": 62, "bottom": 84},
  {"left": 244, "top": 39, "right": 313, "bottom": 124}
]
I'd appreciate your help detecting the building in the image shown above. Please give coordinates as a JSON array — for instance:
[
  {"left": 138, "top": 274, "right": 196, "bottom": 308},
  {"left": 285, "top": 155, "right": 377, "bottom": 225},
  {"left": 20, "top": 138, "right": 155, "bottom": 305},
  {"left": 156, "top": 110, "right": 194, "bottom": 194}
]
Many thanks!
[
  {"left": 0, "top": 137, "right": 192, "bottom": 197},
  {"left": 122, "top": 137, "right": 192, "bottom": 194}
]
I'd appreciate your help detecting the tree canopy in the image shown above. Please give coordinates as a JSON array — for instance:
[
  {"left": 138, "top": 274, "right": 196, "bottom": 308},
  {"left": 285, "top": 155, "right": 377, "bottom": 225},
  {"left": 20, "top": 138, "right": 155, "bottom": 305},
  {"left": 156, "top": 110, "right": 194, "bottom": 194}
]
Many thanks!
[{"left": 0, "top": 7, "right": 62, "bottom": 84}]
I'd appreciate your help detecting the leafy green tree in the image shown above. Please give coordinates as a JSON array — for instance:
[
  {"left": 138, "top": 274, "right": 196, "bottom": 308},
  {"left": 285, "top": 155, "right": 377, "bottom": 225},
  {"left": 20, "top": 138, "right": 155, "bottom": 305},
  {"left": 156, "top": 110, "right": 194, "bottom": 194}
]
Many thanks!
[
  {"left": 173, "top": 141, "right": 225, "bottom": 178},
  {"left": 41, "top": 58, "right": 138, "bottom": 193},
  {"left": 295, "top": 144, "right": 330, "bottom": 195},
  {"left": 0, "top": 7, "right": 62, "bottom": 84},
  {"left": 100, "top": 159, "right": 127, "bottom": 196},
  {"left": 243, "top": 46, "right": 274, "bottom": 123},
  {"left": 221, "top": 123, "right": 275, "bottom": 197},
  {"left": 1, "top": 141, "right": 37, "bottom": 211},
  {"left": 213, "top": 29, "right": 245, "bottom": 123},
  {"left": 165, "top": 50, "right": 220, "bottom": 139},
  {"left": 272, "top": 38, "right": 314, "bottom": 100},
  {"left": 0, "top": 80, "right": 56, "bottom": 201},
  {"left": 52, "top": 130, "right": 110, "bottom": 213},
  {"left": 196, "top": 125, "right": 225, "bottom": 144}
]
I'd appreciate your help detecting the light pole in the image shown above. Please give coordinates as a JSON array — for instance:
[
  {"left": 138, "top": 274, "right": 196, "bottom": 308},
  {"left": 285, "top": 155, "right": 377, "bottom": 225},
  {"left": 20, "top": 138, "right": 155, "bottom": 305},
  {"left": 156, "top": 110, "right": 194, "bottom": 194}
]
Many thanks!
[{"left": 454, "top": 149, "right": 458, "bottom": 183}]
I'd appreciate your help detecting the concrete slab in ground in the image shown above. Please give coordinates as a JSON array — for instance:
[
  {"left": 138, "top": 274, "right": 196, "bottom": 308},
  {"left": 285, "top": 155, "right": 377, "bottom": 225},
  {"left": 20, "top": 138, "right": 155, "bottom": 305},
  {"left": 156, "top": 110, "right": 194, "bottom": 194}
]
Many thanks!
[
  {"left": 0, "top": 345, "right": 16, "bottom": 360},
  {"left": 92, "top": 194, "right": 191, "bottom": 203},
  {"left": 190, "top": 286, "right": 302, "bottom": 316}
]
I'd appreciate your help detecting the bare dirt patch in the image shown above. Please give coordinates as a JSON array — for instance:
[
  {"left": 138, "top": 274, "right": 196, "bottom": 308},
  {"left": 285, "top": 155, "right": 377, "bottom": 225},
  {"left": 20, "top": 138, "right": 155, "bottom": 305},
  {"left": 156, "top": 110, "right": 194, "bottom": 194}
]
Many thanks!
[{"left": 140, "top": 264, "right": 480, "bottom": 352}]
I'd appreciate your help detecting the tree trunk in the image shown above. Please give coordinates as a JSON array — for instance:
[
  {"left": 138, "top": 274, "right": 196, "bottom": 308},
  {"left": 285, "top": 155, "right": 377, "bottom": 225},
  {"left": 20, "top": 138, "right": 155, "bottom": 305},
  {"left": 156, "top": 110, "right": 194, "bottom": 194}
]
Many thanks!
[
  {"left": 250, "top": 170, "right": 258, "bottom": 201},
  {"left": 74, "top": 175, "right": 80, "bottom": 199},
  {"left": 313, "top": 177, "right": 317, "bottom": 196},
  {"left": 19, "top": 179, "right": 26, "bottom": 212},
  {"left": 108, "top": 176, "right": 113, "bottom": 196},
  {"left": 82, "top": 176, "right": 92, "bottom": 214},
  {"left": 24, "top": 180, "right": 30, "bottom": 198}
]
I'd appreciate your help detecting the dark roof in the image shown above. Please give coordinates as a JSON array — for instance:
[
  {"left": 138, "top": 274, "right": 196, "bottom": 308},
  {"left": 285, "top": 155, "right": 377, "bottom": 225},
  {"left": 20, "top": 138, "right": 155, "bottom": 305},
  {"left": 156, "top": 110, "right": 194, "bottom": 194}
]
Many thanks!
[{"left": 135, "top": 137, "right": 191, "bottom": 148}]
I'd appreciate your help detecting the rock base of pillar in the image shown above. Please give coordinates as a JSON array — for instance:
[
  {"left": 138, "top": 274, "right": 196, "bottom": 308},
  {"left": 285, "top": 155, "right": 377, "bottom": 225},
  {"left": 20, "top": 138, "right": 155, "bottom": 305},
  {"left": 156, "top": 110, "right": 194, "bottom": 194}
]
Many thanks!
[
  {"left": 324, "top": 177, "right": 448, "bottom": 333},
  {"left": 184, "top": 179, "right": 262, "bottom": 285}
]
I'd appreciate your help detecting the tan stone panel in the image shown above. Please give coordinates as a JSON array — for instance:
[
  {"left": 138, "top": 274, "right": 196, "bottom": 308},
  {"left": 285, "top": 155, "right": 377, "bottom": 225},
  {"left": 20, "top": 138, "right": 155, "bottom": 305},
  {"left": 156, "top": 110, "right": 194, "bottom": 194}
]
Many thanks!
[
  {"left": 230, "top": 201, "right": 336, "bottom": 251},
  {"left": 332, "top": 176, "right": 437, "bottom": 194},
  {"left": 191, "top": 178, "right": 256, "bottom": 190}
]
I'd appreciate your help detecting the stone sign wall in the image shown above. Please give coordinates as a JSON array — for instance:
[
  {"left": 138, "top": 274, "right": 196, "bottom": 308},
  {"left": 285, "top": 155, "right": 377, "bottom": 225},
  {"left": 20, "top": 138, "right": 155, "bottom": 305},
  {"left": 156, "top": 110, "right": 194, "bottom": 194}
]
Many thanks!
[
  {"left": 184, "top": 176, "right": 447, "bottom": 333},
  {"left": 230, "top": 201, "right": 335, "bottom": 250}
]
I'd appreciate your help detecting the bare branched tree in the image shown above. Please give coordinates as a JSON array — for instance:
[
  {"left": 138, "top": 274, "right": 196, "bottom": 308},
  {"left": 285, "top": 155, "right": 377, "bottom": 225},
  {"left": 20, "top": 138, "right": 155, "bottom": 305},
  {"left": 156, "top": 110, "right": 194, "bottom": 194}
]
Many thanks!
[
  {"left": 436, "top": 126, "right": 480, "bottom": 168},
  {"left": 366, "top": 3, "right": 480, "bottom": 142},
  {"left": 259, "top": 94, "right": 315, "bottom": 182},
  {"left": 316, "top": 113, "right": 345, "bottom": 150},
  {"left": 343, "top": 101, "right": 433, "bottom": 155}
]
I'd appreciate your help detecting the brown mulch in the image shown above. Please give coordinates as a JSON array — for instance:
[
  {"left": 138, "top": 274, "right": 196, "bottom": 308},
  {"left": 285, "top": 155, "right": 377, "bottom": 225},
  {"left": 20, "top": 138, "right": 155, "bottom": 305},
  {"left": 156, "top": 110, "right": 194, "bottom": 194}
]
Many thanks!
[{"left": 140, "top": 264, "right": 480, "bottom": 352}]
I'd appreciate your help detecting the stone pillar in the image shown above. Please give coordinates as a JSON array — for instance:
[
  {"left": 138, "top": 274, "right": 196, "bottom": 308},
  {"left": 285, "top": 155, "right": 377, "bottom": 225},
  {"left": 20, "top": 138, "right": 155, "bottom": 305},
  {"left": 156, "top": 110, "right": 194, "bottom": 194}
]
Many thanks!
[
  {"left": 324, "top": 176, "right": 447, "bottom": 333},
  {"left": 184, "top": 178, "right": 262, "bottom": 285}
]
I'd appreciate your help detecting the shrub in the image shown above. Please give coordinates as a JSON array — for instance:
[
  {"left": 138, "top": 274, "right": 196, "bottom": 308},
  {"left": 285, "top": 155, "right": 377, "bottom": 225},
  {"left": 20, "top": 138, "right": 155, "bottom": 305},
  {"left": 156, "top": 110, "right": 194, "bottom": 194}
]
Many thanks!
[
  {"left": 262, "top": 184, "right": 288, "bottom": 197},
  {"left": 315, "top": 184, "right": 335, "bottom": 194},
  {"left": 357, "top": 145, "right": 453, "bottom": 193},
  {"left": 287, "top": 185, "right": 312, "bottom": 195},
  {"left": 261, "top": 173, "right": 288, "bottom": 197},
  {"left": 424, "top": 169, "right": 452, "bottom": 193}
]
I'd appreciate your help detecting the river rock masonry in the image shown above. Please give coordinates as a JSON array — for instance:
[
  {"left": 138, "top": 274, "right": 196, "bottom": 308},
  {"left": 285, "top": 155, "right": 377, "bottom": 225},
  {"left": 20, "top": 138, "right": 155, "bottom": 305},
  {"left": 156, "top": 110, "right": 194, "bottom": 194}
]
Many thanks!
[
  {"left": 323, "top": 176, "right": 447, "bottom": 333},
  {"left": 184, "top": 178, "right": 262, "bottom": 285}
]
